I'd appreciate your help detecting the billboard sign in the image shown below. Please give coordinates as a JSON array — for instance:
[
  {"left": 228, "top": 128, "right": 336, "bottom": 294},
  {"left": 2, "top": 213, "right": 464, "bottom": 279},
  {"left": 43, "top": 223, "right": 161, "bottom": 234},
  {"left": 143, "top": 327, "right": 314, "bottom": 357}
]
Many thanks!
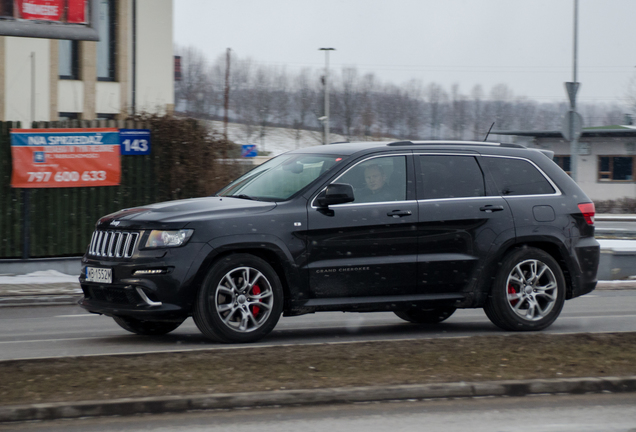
[
  {"left": 0, "top": 0, "right": 97, "bottom": 40},
  {"left": 119, "top": 129, "right": 151, "bottom": 155},
  {"left": 10, "top": 128, "right": 121, "bottom": 188},
  {"left": 14, "top": 0, "right": 87, "bottom": 24}
]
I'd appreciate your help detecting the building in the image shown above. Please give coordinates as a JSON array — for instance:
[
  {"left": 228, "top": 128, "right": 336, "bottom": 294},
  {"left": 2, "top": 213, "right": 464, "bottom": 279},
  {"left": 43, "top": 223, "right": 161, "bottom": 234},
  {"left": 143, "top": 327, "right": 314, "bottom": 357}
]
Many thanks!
[
  {"left": 492, "top": 126, "right": 636, "bottom": 202},
  {"left": 0, "top": 0, "right": 174, "bottom": 124}
]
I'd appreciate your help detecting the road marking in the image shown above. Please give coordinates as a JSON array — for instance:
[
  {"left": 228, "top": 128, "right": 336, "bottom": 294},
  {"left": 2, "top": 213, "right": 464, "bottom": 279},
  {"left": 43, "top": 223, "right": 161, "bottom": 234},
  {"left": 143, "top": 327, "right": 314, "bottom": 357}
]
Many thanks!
[{"left": 55, "top": 314, "right": 100, "bottom": 318}]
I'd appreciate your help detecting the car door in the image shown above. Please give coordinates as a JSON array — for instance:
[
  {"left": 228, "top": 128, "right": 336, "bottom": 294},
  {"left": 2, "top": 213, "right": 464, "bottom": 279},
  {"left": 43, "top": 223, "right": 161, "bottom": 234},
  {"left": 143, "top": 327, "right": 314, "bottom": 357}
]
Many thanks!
[
  {"left": 305, "top": 153, "right": 419, "bottom": 299},
  {"left": 415, "top": 153, "right": 515, "bottom": 295}
]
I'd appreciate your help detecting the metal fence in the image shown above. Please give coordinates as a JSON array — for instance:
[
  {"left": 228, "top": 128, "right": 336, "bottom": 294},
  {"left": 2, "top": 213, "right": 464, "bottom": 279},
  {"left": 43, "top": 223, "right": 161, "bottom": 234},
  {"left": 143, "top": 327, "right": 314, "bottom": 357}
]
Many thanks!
[{"left": 0, "top": 120, "right": 157, "bottom": 259}]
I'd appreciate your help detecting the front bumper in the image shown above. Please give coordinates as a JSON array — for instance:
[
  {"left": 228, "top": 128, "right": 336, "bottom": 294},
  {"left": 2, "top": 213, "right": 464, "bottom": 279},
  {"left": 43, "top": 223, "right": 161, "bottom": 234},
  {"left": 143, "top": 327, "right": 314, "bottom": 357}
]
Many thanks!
[{"left": 78, "top": 242, "right": 207, "bottom": 320}]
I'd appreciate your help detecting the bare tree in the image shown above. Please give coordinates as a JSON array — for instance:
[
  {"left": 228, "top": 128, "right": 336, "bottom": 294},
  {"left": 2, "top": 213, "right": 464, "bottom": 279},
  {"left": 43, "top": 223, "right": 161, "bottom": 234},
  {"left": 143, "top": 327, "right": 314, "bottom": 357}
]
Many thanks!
[
  {"left": 174, "top": 45, "right": 215, "bottom": 117},
  {"left": 470, "top": 84, "right": 484, "bottom": 140},
  {"left": 335, "top": 67, "right": 364, "bottom": 139},
  {"left": 426, "top": 82, "right": 447, "bottom": 139},
  {"left": 490, "top": 83, "right": 514, "bottom": 130},
  {"left": 450, "top": 84, "right": 468, "bottom": 140},
  {"left": 290, "top": 68, "right": 319, "bottom": 148},
  {"left": 403, "top": 80, "right": 423, "bottom": 138}
]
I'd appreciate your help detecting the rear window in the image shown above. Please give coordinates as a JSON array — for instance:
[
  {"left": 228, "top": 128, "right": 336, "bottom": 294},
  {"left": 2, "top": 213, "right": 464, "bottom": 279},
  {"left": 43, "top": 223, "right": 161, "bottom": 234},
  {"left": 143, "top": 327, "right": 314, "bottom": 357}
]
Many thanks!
[
  {"left": 483, "top": 157, "right": 555, "bottom": 196},
  {"left": 418, "top": 155, "right": 485, "bottom": 200}
]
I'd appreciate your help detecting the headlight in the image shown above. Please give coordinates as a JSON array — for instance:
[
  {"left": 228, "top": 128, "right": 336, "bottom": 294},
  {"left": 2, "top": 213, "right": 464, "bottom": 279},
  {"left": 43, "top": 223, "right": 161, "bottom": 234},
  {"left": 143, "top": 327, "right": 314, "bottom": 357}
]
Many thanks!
[{"left": 145, "top": 229, "right": 194, "bottom": 248}]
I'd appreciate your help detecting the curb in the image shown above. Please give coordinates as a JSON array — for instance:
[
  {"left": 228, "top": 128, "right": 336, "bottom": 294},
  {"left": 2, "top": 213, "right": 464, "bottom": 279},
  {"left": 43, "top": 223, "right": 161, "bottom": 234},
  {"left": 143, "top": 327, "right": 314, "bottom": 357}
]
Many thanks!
[
  {"left": 1, "top": 376, "right": 636, "bottom": 423},
  {"left": 0, "top": 295, "right": 81, "bottom": 307}
]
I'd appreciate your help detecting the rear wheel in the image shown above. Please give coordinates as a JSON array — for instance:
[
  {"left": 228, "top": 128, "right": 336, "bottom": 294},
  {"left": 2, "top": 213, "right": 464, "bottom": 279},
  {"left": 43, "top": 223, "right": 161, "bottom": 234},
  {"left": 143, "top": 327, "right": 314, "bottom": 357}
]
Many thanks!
[
  {"left": 193, "top": 254, "right": 283, "bottom": 343},
  {"left": 484, "top": 247, "right": 565, "bottom": 331},
  {"left": 394, "top": 305, "right": 456, "bottom": 324},
  {"left": 113, "top": 316, "right": 185, "bottom": 336}
]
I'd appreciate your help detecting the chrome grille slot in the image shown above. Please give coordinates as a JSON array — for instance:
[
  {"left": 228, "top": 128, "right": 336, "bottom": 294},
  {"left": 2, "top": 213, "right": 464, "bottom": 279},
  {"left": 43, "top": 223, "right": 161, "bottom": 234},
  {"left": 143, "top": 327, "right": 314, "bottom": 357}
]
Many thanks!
[{"left": 88, "top": 230, "right": 139, "bottom": 258}]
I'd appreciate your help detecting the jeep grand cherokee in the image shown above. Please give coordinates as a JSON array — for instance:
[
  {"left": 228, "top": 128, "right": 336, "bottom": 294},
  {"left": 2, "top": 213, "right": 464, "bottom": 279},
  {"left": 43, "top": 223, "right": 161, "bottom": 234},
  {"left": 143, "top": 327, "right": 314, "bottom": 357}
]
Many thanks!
[{"left": 79, "top": 140, "right": 600, "bottom": 343}]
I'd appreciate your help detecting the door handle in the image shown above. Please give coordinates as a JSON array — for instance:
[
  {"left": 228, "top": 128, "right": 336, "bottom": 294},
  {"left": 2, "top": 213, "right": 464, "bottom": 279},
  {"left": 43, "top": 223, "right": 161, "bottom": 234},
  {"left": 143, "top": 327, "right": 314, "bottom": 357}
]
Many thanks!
[
  {"left": 479, "top": 205, "right": 505, "bottom": 213},
  {"left": 387, "top": 210, "right": 412, "bottom": 218}
]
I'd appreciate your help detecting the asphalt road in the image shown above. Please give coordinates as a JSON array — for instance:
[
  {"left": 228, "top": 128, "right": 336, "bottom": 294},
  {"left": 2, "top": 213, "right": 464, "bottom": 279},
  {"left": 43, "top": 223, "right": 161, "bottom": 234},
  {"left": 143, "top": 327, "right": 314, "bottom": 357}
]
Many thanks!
[
  {"left": 3, "top": 393, "right": 636, "bottom": 432},
  {"left": 1, "top": 290, "right": 635, "bottom": 361}
]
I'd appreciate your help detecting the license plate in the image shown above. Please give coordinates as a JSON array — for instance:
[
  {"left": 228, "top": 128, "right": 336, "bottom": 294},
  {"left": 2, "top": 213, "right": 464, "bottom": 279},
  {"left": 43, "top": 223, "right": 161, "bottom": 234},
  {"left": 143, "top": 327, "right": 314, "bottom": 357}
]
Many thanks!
[{"left": 86, "top": 267, "right": 112, "bottom": 284}]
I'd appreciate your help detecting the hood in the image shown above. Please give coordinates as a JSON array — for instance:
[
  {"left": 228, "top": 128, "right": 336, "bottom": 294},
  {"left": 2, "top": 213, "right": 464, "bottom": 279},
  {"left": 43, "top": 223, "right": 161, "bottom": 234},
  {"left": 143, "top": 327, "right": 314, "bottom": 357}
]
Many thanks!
[{"left": 97, "top": 197, "right": 277, "bottom": 229}]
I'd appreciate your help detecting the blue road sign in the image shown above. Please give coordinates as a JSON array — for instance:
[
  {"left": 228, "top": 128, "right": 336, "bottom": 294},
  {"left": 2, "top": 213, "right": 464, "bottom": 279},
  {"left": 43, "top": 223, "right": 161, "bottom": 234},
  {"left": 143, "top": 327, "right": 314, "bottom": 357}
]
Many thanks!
[
  {"left": 120, "top": 129, "right": 151, "bottom": 155},
  {"left": 241, "top": 144, "right": 257, "bottom": 157}
]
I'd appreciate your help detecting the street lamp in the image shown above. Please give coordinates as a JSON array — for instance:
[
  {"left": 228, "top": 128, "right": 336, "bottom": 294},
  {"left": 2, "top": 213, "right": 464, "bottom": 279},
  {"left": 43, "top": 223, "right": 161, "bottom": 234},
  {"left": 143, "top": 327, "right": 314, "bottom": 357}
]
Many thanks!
[{"left": 319, "top": 48, "right": 335, "bottom": 145}]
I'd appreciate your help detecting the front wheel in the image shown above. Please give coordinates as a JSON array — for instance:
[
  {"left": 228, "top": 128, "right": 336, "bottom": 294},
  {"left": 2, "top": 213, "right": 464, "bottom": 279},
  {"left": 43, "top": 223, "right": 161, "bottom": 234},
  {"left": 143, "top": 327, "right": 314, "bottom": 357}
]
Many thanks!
[
  {"left": 113, "top": 316, "right": 185, "bottom": 336},
  {"left": 193, "top": 254, "right": 284, "bottom": 343},
  {"left": 484, "top": 247, "right": 565, "bottom": 331}
]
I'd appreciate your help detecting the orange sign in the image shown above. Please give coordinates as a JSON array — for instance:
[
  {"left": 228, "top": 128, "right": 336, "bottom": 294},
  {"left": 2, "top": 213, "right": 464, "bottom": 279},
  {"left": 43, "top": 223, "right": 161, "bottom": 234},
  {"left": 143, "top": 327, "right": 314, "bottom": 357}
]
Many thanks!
[{"left": 10, "top": 128, "right": 121, "bottom": 188}]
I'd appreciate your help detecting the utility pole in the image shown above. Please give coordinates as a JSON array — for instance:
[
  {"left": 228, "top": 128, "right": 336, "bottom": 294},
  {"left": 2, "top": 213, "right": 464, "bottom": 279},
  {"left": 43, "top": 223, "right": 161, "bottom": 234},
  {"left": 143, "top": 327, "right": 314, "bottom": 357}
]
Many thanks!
[
  {"left": 224, "top": 48, "right": 231, "bottom": 140},
  {"left": 319, "top": 48, "right": 335, "bottom": 145},
  {"left": 562, "top": 0, "right": 583, "bottom": 182}
]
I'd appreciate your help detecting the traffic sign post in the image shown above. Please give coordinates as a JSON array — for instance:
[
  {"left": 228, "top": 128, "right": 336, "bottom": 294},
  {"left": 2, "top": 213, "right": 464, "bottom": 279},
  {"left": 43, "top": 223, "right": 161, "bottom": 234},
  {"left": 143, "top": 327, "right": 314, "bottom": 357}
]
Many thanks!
[
  {"left": 562, "top": 81, "right": 582, "bottom": 182},
  {"left": 561, "top": 110, "right": 583, "bottom": 142}
]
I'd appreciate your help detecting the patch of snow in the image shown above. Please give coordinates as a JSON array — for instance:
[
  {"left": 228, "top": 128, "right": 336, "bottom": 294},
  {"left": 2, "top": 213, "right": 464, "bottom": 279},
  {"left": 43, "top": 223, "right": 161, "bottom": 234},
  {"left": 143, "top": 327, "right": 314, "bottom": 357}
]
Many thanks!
[
  {"left": 204, "top": 120, "right": 387, "bottom": 157},
  {"left": 0, "top": 270, "right": 79, "bottom": 284},
  {"left": 597, "top": 239, "right": 636, "bottom": 252}
]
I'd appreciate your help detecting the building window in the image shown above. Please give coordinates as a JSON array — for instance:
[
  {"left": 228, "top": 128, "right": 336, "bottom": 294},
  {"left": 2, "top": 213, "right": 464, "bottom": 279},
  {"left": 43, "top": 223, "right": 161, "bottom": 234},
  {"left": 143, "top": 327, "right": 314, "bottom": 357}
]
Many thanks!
[
  {"left": 97, "top": 0, "right": 116, "bottom": 81},
  {"left": 599, "top": 156, "right": 634, "bottom": 181},
  {"left": 59, "top": 40, "right": 80, "bottom": 80},
  {"left": 554, "top": 156, "right": 571, "bottom": 175},
  {"left": 96, "top": 113, "right": 117, "bottom": 121},
  {"left": 58, "top": 112, "right": 80, "bottom": 121}
]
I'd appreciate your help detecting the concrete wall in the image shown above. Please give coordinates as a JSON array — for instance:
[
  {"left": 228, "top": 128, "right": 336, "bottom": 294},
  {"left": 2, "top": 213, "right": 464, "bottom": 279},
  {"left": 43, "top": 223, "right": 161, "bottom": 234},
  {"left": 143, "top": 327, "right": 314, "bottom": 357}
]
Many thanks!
[{"left": 3, "top": 37, "right": 51, "bottom": 123}]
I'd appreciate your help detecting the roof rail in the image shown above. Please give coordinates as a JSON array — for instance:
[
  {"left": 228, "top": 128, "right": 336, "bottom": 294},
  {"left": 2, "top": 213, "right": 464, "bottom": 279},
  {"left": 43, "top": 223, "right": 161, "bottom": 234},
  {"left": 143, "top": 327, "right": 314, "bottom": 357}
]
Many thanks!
[{"left": 387, "top": 140, "right": 501, "bottom": 147}]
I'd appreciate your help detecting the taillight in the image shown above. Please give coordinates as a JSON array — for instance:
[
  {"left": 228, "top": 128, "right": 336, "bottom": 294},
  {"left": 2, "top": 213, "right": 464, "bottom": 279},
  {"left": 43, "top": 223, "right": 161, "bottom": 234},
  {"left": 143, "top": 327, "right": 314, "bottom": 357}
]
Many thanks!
[{"left": 577, "top": 202, "right": 595, "bottom": 225}]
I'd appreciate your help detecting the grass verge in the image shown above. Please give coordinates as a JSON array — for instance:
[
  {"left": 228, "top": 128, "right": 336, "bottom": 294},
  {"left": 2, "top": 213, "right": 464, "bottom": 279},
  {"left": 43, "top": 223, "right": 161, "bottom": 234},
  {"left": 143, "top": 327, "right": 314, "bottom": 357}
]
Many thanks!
[{"left": 2, "top": 332, "right": 636, "bottom": 406}]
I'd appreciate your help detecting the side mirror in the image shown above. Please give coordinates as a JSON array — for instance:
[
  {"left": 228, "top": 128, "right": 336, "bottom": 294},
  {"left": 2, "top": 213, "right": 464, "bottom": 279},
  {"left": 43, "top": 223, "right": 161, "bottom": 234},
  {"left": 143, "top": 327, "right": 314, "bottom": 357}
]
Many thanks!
[{"left": 316, "top": 183, "right": 355, "bottom": 207}]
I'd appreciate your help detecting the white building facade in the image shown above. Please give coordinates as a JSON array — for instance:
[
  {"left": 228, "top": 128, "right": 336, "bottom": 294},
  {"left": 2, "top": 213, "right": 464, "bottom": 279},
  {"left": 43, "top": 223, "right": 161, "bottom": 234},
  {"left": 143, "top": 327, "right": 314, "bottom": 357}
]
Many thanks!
[
  {"left": 494, "top": 127, "right": 636, "bottom": 202},
  {"left": 0, "top": 0, "right": 174, "bottom": 124}
]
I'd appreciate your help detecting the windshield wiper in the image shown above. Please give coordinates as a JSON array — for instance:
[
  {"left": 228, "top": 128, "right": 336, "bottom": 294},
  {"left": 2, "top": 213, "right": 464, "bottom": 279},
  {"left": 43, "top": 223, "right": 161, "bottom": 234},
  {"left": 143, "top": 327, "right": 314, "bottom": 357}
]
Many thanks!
[{"left": 232, "top": 194, "right": 258, "bottom": 201}]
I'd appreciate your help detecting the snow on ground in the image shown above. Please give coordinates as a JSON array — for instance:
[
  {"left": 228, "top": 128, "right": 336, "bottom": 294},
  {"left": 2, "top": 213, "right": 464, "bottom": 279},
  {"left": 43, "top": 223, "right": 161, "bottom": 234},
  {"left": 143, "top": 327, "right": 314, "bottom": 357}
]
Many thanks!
[
  {"left": 597, "top": 239, "right": 636, "bottom": 252},
  {"left": 0, "top": 270, "right": 79, "bottom": 284},
  {"left": 204, "top": 120, "right": 386, "bottom": 157}
]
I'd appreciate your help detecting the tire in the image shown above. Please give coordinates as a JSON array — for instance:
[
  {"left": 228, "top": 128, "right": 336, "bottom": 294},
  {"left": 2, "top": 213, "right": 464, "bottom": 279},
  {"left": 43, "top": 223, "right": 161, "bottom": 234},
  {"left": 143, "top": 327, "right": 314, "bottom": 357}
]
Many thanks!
[
  {"left": 484, "top": 247, "right": 566, "bottom": 331},
  {"left": 113, "top": 316, "right": 185, "bottom": 336},
  {"left": 394, "top": 305, "right": 456, "bottom": 324},
  {"left": 193, "top": 254, "right": 284, "bottom": 343}
]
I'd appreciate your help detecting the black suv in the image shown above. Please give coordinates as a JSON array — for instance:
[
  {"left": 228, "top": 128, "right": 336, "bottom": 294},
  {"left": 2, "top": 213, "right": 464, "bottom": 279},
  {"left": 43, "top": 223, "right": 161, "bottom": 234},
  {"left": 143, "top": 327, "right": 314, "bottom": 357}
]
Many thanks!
[{"left": 79, "top": 141, "right": 600, "bottom": 342}]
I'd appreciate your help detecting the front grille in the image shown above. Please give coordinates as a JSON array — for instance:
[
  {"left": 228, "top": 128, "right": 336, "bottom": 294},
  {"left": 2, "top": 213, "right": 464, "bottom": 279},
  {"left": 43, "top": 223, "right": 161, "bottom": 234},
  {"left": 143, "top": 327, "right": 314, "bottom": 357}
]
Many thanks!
[
  {"left": 83, "top": 285, "right": 141, "bottom": 305},
  {"left": 88, "top": 230, "right": 140, "bottom": 258}
]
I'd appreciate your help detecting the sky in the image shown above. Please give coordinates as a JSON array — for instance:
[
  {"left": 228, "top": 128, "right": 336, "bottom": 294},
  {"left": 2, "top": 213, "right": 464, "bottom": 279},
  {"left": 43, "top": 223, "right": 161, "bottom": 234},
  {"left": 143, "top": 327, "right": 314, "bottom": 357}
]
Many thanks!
[{"left": 174, "top": 0, "right": 636, "bottom": 106}]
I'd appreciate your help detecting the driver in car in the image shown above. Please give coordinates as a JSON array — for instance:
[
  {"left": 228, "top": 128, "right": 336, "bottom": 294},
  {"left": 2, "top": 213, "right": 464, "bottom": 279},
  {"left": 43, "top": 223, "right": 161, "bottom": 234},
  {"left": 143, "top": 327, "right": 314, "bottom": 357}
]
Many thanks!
[{"left": 357, "top": 164, "right": 394, "bottom": 202}]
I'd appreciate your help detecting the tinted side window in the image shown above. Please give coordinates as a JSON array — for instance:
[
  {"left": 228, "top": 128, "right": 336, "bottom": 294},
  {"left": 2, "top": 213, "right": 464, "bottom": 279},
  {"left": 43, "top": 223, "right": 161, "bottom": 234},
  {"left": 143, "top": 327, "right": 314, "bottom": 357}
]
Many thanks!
[
  {"left": 418, "top": 155, "right": 485, "bottom": 200},
  {"left": 484, "top": 157, "right": 555, "bottom": 196},
  {"left": 336, "top": 155, "right": 406, "bottom": 203}
]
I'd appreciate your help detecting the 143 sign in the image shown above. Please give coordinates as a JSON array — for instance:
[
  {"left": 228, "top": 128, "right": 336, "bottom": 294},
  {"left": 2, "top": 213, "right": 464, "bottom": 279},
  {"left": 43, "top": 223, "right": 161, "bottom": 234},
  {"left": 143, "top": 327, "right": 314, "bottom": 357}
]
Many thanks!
[{"left": 119, "top": 129, "right": 151, "bottom": 155}]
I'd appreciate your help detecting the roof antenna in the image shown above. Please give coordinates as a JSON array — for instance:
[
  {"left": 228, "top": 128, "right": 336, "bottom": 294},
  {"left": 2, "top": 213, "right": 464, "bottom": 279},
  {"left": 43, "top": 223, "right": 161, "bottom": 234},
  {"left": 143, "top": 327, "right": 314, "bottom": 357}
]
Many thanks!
[{"left": 483, "top": 122, "right": 495, "bottom": 142}]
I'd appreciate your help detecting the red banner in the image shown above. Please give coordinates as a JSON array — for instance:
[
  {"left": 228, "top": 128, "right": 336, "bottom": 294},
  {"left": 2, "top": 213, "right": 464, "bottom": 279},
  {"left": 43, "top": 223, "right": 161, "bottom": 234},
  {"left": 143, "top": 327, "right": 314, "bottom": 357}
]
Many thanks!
[
  {"left": 15, "top": 0, "right": 63, "bottom": 21},
  {"left": 14, "top": 0, "right": 87, "bottom": 23},
  {"left": 66, "top": 0, "right": 85, "bottom": 23},
  {"left": 10, "top": 128, "right": 121, "bottom": 189}
]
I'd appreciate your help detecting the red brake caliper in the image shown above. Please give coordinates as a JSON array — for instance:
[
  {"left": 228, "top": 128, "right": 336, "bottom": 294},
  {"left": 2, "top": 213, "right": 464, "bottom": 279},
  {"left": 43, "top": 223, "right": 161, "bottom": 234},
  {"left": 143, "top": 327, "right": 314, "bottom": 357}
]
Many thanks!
[
  {"left": 251, "top": 285, "right": 261, "bottom": 316},
  {"left": 508, "top": 284, "right": 518, "bottom": 306}
]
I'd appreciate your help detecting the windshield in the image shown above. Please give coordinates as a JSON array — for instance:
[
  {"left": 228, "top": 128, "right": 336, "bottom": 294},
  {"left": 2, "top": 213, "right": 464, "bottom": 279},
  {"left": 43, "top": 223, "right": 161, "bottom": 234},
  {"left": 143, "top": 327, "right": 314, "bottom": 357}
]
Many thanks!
[{"left": 217, "top": 154, "right": 345, "bottom": 201}]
